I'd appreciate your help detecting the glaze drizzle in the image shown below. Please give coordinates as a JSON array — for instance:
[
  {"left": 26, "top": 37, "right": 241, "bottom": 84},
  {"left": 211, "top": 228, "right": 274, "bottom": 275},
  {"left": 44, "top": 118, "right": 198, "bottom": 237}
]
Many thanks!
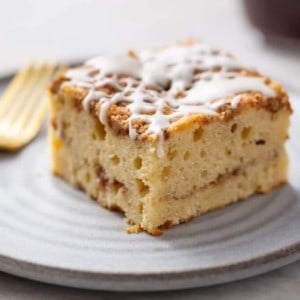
[{"left": 64, "top": 41, "right": 276, "bottom": 157}]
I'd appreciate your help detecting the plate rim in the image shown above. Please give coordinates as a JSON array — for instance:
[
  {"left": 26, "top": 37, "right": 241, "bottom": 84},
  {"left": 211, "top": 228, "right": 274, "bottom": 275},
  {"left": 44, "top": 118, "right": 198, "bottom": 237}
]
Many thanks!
[{"left": 0, "top": 239, "right": 300, "bottom": 291}]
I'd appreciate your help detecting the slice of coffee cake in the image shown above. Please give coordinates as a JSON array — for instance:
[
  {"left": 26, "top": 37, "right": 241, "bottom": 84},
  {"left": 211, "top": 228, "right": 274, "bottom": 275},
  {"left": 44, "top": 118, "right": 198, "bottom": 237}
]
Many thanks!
[{"left": 48, "top": 40, "right": 291, "bottom": 235}]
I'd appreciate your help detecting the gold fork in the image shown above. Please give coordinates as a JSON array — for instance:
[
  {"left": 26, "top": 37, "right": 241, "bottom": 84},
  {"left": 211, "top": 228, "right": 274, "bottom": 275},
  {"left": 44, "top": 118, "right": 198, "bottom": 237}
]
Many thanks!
[{"left": 0, "top": 63, "right": 66, "bottom": 151}]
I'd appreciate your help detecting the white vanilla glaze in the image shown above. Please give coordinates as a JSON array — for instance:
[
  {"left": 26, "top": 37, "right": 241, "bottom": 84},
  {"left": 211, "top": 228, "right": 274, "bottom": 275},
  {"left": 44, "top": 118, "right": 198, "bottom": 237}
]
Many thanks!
[{"left": 64, "top": 41, "right": 276, "bottom": 157}]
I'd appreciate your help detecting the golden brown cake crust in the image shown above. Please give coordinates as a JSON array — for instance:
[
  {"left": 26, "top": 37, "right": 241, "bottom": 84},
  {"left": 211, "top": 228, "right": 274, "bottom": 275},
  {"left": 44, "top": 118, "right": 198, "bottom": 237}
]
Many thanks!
[{"left": 50, "top": 76, "right": 291, "bottom": 141}]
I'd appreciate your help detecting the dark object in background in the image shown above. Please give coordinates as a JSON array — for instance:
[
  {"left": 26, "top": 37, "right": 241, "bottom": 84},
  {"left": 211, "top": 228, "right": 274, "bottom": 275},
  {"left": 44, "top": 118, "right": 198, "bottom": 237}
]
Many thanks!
[{"left": 244, "top": 0, "right": 300, "bottom": 40}]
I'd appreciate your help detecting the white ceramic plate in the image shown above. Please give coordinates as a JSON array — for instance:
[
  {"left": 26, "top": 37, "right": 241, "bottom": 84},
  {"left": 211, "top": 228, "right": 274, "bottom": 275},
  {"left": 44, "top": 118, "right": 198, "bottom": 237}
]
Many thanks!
[{"left": 0, "top": 77, "right": 299, "bottom": 291}]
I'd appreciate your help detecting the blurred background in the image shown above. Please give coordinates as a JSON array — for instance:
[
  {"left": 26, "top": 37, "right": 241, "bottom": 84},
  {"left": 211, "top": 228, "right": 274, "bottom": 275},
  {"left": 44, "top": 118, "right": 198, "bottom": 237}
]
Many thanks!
[{"left": 1, "top": 0, "right": 300, "bottom": 88}]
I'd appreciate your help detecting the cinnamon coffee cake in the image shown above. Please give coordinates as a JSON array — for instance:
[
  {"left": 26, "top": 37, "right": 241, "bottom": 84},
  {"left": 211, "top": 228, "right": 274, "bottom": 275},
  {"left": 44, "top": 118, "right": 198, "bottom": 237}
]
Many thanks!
[{"left": 48, "top": 40, "right": 291, "bottom": 235}]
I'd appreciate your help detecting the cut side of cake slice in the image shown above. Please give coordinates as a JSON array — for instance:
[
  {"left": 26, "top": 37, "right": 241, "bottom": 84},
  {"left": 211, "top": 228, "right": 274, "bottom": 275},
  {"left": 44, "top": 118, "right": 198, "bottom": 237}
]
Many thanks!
[{"left": 48, "top": 40, "right": 292, "bottom": 235}]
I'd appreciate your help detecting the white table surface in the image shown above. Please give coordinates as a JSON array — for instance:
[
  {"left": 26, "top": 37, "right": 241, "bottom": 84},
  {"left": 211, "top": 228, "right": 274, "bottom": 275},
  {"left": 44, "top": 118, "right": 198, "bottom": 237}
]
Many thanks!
[{"left": 1, "top": 0, "right": 300, "bottom": 298}]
